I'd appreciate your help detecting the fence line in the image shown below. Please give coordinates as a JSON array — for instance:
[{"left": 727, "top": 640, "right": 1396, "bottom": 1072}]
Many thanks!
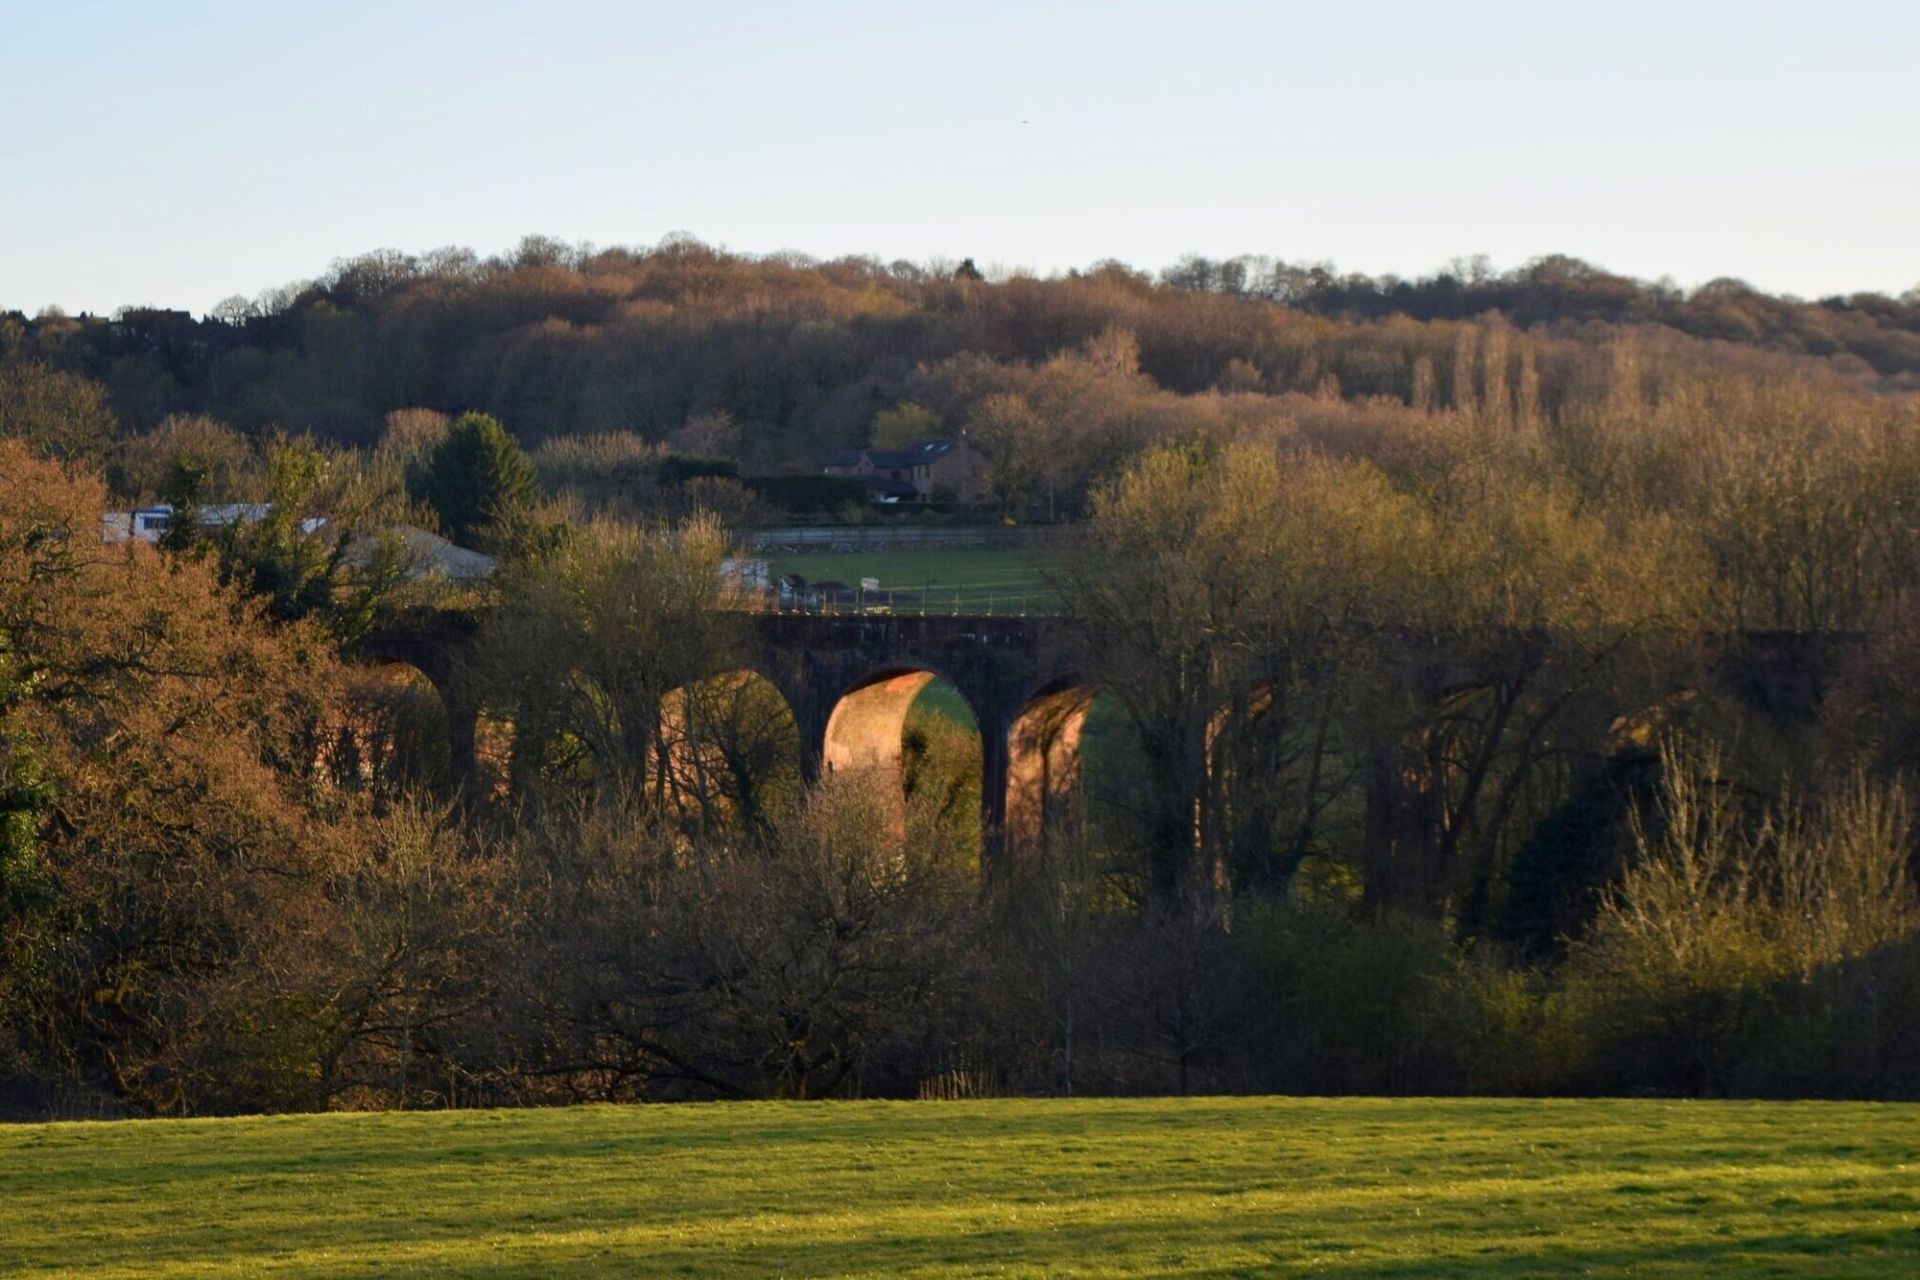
[
  {"left": 746, "top": 525, "right": 1067, "bottom": 553},
  {"left": 734, "top": 587, "right": 1068, "bottom": 619}
]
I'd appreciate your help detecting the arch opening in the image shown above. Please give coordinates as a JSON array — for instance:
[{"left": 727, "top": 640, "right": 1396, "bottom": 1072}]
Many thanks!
[
  {"left": 824, "top": 668, "right": 982, "bottom": 862},
  {"left": 1049, "top": 692, "right": 1160, "bottom": 879},
  {"left": 472, "top": 708, "right": 517, "bottom": 801},
  {"left": 1204, "top": 679, "right": 1362, "bottom": 895},
  {"left": 1005, "top": 682, "right": 1097, "bottom": 869},
  {"left": 328, "top": 661, "right": 454, "bottom": 797},
  {"left": 659, "top": 669, "right": 802, "bottom": 832}
]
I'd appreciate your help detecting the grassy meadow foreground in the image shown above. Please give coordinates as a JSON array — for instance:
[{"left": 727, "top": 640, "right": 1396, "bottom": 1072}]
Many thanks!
[{"left": 3, "top": 1098, "right": 1917, "bottom": 1278}]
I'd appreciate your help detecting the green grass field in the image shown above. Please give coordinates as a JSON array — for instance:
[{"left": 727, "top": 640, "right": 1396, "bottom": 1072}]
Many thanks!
[
  {"left": 4, "top": 1097, "right": 1916, "bottom": 1278},
  {"left": 766, "top": 548, "right": 1061, "bottom": 615}
]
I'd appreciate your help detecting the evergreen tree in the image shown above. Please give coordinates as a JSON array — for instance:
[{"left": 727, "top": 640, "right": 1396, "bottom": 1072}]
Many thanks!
[{"left": 407, "top": 411, "right": 536, "bottom": 550}]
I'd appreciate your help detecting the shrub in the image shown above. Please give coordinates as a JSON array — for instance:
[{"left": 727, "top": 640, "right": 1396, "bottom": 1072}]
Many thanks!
[
  {"left": 1562, "top": 743, "right": 1920, "bottom": 1096},
  {"left": 1226, "top": 901, "right": 1533, "bottom": 1094}
]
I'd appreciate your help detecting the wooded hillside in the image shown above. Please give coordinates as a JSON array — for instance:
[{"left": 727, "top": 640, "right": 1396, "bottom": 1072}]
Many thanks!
[{"left": 6, "top": 237, "right": 1917, "bottom": 507}]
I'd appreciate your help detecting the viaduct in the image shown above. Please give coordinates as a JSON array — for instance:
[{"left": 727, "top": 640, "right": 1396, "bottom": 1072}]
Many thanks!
[
  {"left": 359, "top": 608, "right": 1099, "bottom": 871},
  {"left": 360, "top": 605, "right": 1839, "bottom": 876}
]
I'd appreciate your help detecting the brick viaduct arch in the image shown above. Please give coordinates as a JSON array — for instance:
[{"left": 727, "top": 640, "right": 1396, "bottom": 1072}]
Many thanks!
[
  {"left": 355, "top": 606, "right": 486, "bottom": 785},
  {"left": 751, "top": 613, "right": 1088, "bottom": 873},
  {"left": 358, "top": 608, "right": 1098, "bottom": 875}
]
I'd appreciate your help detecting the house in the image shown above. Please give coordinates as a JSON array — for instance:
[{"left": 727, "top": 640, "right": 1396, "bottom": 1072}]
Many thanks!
[
  {"left": 102, "top": 503, "right": 327, "bottom": 545},
  {"left": 343, "top": 526, "right": 496, "bottom": 581},
  {"left": 102, "top": 506, "right": 179, "bottom": 543},
  {"left": 720, "top": 557, "right": 770, "bottom": 593},
  {"left": 819, "top": 438, "right": 986, "bottom": 504},
  {"left": 773, "top": 573, "right": 863, "bottom": 611}
]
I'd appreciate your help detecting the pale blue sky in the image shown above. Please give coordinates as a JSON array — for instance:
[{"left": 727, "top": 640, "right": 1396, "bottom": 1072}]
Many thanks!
[{"left": 3, "top": 0, "right": 1916, "bottom": 315}]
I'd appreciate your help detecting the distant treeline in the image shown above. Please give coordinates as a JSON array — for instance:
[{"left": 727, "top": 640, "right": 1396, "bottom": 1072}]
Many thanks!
[
  {"left": 1160, "top": 251, "right": 1920, "bottom": 377},
  {"left": 4, "top": 236, "right": 1917, "bottom": 489}
]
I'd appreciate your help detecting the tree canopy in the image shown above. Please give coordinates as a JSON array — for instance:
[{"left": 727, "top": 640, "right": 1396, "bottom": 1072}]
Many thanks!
[{"left": 406, "top": 411, "right": 536, "bottom": 550}]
